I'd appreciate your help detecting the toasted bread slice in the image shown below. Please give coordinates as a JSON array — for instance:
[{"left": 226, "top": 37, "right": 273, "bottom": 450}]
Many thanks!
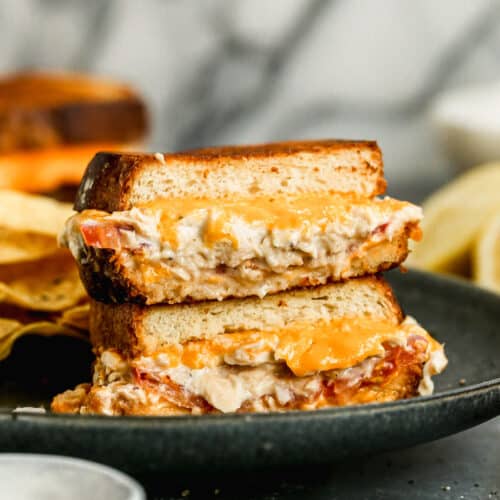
[
  {"left": 89, "top": 275, "right": 403, "bottom": 356},
  {"left": 0, "top": 72, "right": 147, "bottom": 153},
  {"left": 74, "top": 140, "right": 385, "bottom": 212}
]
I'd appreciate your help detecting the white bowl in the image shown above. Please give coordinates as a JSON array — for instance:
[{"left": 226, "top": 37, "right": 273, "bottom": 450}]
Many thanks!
[
  {"left": 431, "top": 81, "right": 500, "bottom": 172},
  {"left": 0, "top": 454, "right": 145, "bottom": 500}
]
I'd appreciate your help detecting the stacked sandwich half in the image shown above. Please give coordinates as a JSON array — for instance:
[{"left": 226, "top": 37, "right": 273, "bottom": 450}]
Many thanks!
[{"left": 52, "top": 140, "right": 447, "bottom": 415}]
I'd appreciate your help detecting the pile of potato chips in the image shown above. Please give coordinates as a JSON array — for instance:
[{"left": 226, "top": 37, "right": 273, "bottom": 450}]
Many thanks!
[
  {"left": 408, "top": 163, "right": 500, "bottom": 294},
  {"left": 0, "top": 190, "right": 89, "bottom": 360}
]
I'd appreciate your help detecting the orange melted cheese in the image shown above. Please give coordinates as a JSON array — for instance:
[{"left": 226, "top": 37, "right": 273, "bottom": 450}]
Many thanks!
[
  {"left": 0, "top": 143, "right": 128, "bottom": 192},
  {"left": 148, "top": 318, "right": 439, "bottom": 377},
  {"left": 139, "top": 194, "right": 413, "bottom": 249}
]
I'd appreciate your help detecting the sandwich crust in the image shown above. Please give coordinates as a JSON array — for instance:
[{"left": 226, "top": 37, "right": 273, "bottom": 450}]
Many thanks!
[
  {"left": 74, "top": 140, "right": 385, "bottom": 212},
  {"left": 182, "top": 140, "right": 380, "bottom": 162}
]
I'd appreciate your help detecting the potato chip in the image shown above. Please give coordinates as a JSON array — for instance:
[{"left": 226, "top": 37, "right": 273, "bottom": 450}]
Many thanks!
[
  {"left": 0, "top": 317, "right": 22, "bottom": 338},
  {"left": 473, "top": 210, "right": 500, "bottom": 294},
  {"left": 58, "top": 303, "right": 90, "bottom": 331},
  {"left": 0, "top": 303, "right": 89, "bottom": 361},
  {"left": 0, "top": 250, "right": 86, "bottom": 311},
  {"left": 0, "top": 319, "right": 87, "bottom": 361},
  {"left": 408, "top": 163, "right": 500, "bottom": 273},
  {"left": 0, "top": 303, "right": 51, "bottom": 324},
  {"left": 0, "top": 190, "right": 73, "bottom": 237},
  {"left": 0, "top": 228, "right": 59, "bottom": 264},
  {"left": 0, "top": 190, "right": 90, "bottom": 361}
]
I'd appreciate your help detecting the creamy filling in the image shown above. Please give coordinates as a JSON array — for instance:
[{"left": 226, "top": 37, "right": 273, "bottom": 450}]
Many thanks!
[
  {"left": 418, "top": 347, "right": 449, "bottom": 396},
  {"left": 163, "top": 364, "right": 322, "bottom": 413},
  {"left": 90, "top": 356, "right": 381, "bottom": 414},
  {"left": 61, "top": 196, "right": 422, "bottom": 291},
  {"left": 90, "top": 320, "right": 446, "bottom": 414},
  {"left": 127, "top": 316, "right": 435, "bottom": 377},
  {"left": 86, "top": 348, "right": 437, "bottom": 415}
]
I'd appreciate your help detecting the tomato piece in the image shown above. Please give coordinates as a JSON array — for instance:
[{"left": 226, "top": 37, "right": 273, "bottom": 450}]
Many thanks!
[
  {"left": 80, "top": 222, "right": 121, "bottom": 249},
  {"left": 372, "top": 222, "right": 389, "bottom": 236}
]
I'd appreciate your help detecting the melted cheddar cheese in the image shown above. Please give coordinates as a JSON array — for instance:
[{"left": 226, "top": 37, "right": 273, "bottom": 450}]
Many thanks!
[
  {"left": 137, "top": 193, "right": 414, "bottom": 249},
  {"left": 0, "top": 143, "right": 127, "bottom": 192},
  {"left": 142, "top": 317, "right": 440, "bottom": 377},
  {"left": 67, "top": 192, "right": 422, "bottom": 256}
]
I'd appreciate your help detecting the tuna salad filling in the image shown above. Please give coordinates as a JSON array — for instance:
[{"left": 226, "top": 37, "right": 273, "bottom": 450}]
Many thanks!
[
  {"left": 61, "top": 194, "right": 422, "bottom": 298},
  {"left": 52, "top": 317, "right": 446, "bottom": 415}
]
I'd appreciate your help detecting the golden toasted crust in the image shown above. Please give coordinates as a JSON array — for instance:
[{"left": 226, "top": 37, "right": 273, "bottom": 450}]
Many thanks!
[
  {"left": 88, "top": 275, "right": 403, "bottom": 357},
  {"left": 74, "top": 140, "right": 385, "bottom": 212},
  {"left": 74, "top": 152, "right": 142, "bottom": 212},
  {"left": 89, "top": 301, "right": 144, "bottom": 356},
  {"left": 182, "top": 139, "right": 380, "bottom": 161},
  {"left": 0, "top": 72, "right": 147, "bottom": 153}
]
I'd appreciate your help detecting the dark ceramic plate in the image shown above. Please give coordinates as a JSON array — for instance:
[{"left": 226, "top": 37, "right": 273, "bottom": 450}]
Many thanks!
[{"left": 0, "top": 270, "right": 499, "bottom": 474}]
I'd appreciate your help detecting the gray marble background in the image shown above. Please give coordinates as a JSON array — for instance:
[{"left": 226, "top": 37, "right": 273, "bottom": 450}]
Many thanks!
[{"left": 2, "top": 0, "right": 500, "bottom": 198}]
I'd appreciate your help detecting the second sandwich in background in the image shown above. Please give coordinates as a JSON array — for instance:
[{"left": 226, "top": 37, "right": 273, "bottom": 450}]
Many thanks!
[
  {"left": 0, "top": 72, "right": 147, "bottom": 194},
  {"left": 53, "top": 139, "right": 447, "bottom": 416}
]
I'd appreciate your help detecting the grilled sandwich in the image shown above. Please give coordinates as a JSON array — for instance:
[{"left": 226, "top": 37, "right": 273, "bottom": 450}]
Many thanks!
[
  {"left": 52, "top": 276, "right": 447, "bottom": 415},
  {"left": 61, "top": 141, "right": 422, "bottom": 304},
  {"left": 52, "top": 139, "right": 447, "bottom": 416}
]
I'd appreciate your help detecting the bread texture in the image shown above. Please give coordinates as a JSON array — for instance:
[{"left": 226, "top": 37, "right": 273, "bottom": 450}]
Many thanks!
[
  {"left": 74, "top": 140, "right": 385, "bottom": 212},
  {"left": 0, "top": 72, "right": 147, "bottom": 153},
  {"left": 89, "top": 275, "right": 403, "bottom": 356}
]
